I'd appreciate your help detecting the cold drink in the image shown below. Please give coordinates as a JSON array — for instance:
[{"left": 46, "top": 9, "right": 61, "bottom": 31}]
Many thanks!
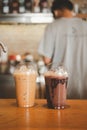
[
  {"left": 13, "top": 62, "right": 37, "bottom": 107},
  {"left": 45, "top": 66, "right": 68, "bottom": 109}
]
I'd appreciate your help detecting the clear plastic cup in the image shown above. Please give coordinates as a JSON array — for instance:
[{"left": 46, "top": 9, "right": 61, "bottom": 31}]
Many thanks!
[
  {"left": 44, "top": 64, "right": 68, "bottom": 109},
  {"left": 13, "top": 62, "right": 37, "bottom": 107}
]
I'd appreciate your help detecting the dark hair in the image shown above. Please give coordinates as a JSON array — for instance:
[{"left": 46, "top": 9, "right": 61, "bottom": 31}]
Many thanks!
[{"left": 51, "top": 0, "right": 74, "bottom": 12}]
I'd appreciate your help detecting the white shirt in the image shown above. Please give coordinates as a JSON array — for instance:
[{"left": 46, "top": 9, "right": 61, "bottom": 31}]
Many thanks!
[{"left": 38, "top": 17, "right": 87, "bottom": 99}]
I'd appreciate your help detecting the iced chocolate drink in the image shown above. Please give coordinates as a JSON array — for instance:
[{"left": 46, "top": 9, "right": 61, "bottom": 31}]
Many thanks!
[
  {"left": 44, "top": 66, "right": 68, "bottom": 109},
  {"left": 13, "top": 62, "right": 37, "bottom": 107}
]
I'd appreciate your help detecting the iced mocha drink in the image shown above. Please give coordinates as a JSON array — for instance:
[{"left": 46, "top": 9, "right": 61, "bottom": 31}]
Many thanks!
[
  {"left": 13, "top": 62, "right": 37, "bottom": 107},
  {"left": 45, "top": 66, "right": 68, "bottom": 109}
]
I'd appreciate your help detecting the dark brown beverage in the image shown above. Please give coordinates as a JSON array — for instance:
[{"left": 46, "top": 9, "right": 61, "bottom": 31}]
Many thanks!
[{"left": 45, "top": 70, "right": 68, "bottom": 109}]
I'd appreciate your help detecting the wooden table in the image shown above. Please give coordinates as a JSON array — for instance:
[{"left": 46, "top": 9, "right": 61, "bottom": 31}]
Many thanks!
[{"left": 0, "top": 99, "right": 87, "bottom": 130}]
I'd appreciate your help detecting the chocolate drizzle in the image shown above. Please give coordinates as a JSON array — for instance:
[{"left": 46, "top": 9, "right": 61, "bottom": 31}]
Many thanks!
[
  {"left": 51, "top": 78, "right": 68, "bottom": 87},
  {"left": 45, "top": 76, "right": 68, "bottom": 109}
]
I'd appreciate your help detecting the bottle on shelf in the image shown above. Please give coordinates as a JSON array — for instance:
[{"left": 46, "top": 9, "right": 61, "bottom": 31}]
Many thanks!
[
  {"left": 10, "top": 0, "right": 19, "bottom": 14},
  {"left": 19, "top": 0, "right": 25, "bottom": 13},
  {"left": 25, "top": 0, "right": 32, "bottom": 13},
  {"left": 1, "top": 0, "right": 10, "bottom": 14},
  {"left": 39, "top": 0, "right": 49, "bottom": 13},
  {"left": 74, "top": 3, "right": 79, "bottom": 14},
  {"left": 0, "top": 1, "right": 2, "bottom": 14},
  {"left": 33, "top": 0, "right": 40, "bottom": 13}
]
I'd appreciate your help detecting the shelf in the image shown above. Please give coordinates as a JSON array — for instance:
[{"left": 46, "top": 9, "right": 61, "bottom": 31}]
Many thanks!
[
  {"left": 76, "top": 13, "right": 87, "bottom": 19},
  {"left": 0, "top": 13, "right": 54, "bottom": 24},
  {"left": 0, "top": 13, "right": 86, "bottom": 24}
]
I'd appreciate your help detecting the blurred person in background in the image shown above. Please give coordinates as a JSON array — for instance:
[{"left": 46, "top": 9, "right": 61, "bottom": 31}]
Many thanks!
[{"left": 38, "top": 0, "right": 87, "bottom": 99}]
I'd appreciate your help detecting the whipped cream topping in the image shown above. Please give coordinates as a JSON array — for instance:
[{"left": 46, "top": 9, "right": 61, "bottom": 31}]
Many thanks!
[
  {"left": 45, "top": 66, "right": 68, "bottom": 78},
  {"left": 14, "top": 65, "right": 37, "bottom": 75},
  {"left": 55, "top": 66, "right": 68, "bottom": 77}
]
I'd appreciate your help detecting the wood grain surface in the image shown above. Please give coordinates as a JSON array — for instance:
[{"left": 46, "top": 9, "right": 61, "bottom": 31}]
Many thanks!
[{"left": 0, "top": 99, "right": 87, "bottom": 130}]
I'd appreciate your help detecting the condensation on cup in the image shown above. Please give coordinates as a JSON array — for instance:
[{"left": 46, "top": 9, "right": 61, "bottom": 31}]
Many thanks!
[
  {"left": 13, "top": 62, "right": 37, "bottom": 107},
  {"left": 44, "top": 64, "right": 68, "bottom": 109}
]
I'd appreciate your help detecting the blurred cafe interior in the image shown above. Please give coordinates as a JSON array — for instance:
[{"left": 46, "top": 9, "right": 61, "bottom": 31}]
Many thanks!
[{"left": 0, "top": 0, "right": 87, "bottom": 99}]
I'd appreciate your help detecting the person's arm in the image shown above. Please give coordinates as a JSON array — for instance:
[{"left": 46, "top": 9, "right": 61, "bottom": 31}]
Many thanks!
[
  {"left": 43, "top": 56, "right": 51, "bottom": 65},
  {"left": 38, "top": 23, "right": 55, "bottom": 65}
]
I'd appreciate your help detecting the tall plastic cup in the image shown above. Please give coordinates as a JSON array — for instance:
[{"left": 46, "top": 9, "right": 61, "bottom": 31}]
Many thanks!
[
  {"left": 13, "top": 62, "right": 37, "bottom": 107},
  {"left": 44, "top": 65, "right": 68, "bottom": 109}
]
